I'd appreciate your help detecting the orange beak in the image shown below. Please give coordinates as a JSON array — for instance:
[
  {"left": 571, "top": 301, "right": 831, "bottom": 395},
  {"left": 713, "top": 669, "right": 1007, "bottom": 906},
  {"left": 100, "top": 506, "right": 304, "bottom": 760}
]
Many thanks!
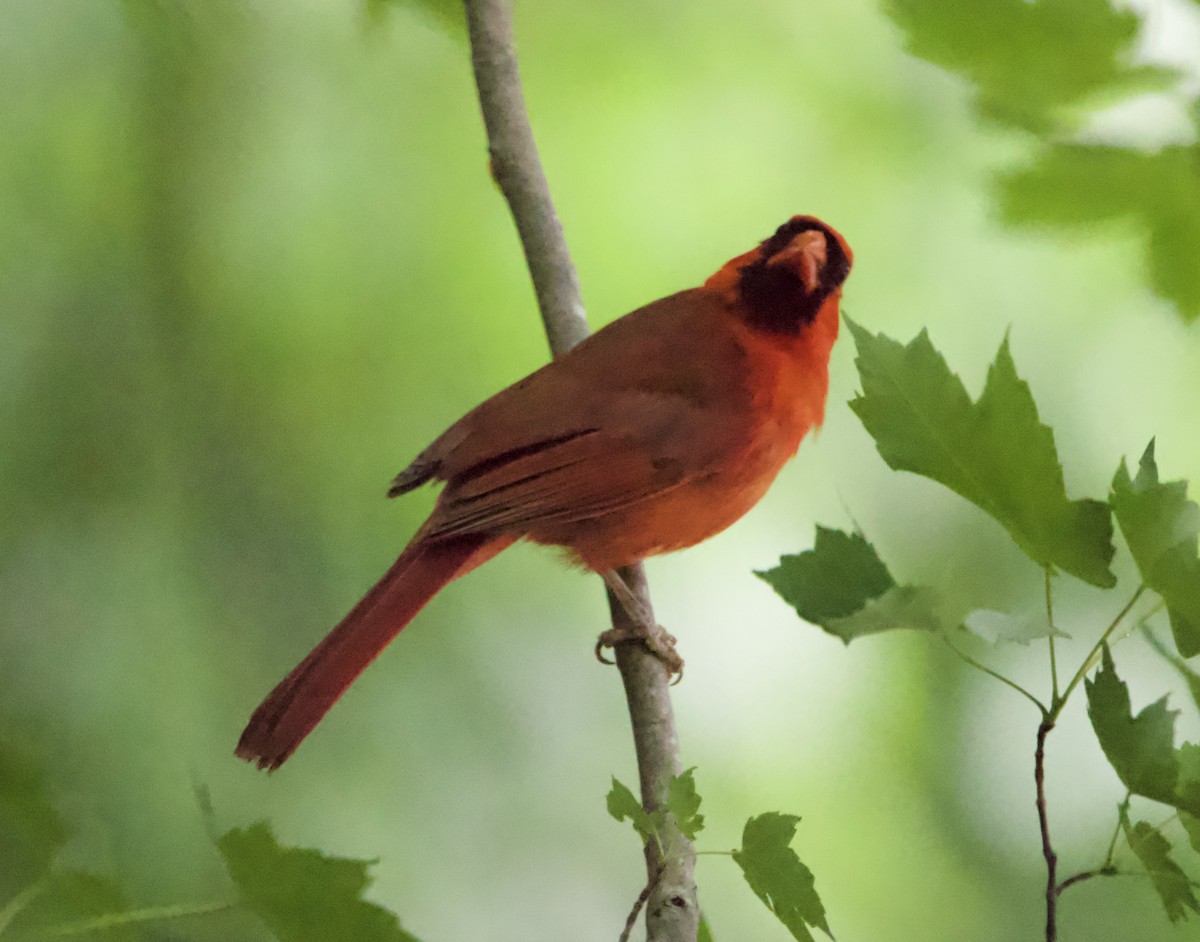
[{"left": 768, "top": 230, "right": 828, "bottom": 293}]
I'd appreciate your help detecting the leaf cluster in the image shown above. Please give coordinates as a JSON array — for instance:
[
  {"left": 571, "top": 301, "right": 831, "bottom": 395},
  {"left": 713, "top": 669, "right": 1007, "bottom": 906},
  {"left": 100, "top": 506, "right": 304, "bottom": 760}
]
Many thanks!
[
  {"left": 607, "top": 772, "right": 829, "bottom": 942},
  {"left": 761, "top": 320, "right": 1200, "bottom": 924},
  {"left": 884, "top": 0, "right": 1200, "bottom": 320},
  {"left": 0, "top": 739, "right": 422, "bottom": 942}
]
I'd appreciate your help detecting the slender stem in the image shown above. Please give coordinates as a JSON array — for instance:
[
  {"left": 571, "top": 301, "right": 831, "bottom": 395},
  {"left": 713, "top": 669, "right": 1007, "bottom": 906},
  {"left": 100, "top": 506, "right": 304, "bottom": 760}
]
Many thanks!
[
  {"left": 41, "top": 899, "right": 240, "bottom": 937},
  {"left": 1035, "top": 717, "right": 1058, "bottom": 942},
  {"left": 619, "top": 865, "right": 664, "bottom": 942},
  {"left": 1103, "top": 797, "right": 1129, "bottom": 867},
  {"left": 1055, "top": 867, "right": 1116, "bottom": 895},
  {"left": 1044, "top": 569, "right": 1060, "bottom": 704},
  {"left": 462, "top": 3, "right": 696, "bottom": 939},
  {"left": 0, "top": 881, "right": 48, "bottom": 935},
  {"left": 942, "top": 635, "right": 1048, "bottom": 714},
  {"left": 1057, "top": 585, "right": 1147, "bottom": 711}
]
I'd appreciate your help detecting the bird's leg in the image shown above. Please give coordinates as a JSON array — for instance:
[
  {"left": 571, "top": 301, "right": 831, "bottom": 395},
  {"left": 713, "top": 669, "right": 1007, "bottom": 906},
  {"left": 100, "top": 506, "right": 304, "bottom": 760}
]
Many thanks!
[{"left": 596, "top": 569, "right": 684, "bottom": 680}]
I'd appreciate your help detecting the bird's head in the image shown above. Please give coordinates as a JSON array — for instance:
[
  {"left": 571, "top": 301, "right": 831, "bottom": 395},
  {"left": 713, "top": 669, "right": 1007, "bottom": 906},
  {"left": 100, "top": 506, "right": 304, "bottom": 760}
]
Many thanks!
[{"left": 708, "top": 216, "right": 853, "bottom": 336}]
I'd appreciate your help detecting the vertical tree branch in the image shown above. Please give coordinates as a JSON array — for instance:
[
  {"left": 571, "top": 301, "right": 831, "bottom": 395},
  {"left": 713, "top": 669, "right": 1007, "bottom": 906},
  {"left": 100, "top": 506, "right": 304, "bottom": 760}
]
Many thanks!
[{"left": 462, "top": 2, "right": 699, "bottom": 939}]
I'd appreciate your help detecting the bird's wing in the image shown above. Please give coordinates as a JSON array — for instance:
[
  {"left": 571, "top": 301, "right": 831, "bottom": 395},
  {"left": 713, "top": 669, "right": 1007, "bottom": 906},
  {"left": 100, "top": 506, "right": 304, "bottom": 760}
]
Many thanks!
[{"left": 420, "top": 394, "right": 720, "bottom": 539}]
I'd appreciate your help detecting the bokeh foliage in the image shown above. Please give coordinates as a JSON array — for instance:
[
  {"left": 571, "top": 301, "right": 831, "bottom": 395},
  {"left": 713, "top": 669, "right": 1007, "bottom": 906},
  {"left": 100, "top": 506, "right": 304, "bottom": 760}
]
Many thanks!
[{"left": 2, "top": 1, "right": 1199, "bottom": 940}]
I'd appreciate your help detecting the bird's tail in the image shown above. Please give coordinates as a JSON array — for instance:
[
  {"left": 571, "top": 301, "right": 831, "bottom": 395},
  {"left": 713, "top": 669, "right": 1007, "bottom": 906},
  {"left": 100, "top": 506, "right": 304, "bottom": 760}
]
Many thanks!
[{"left": 236, "top": 532, "right": 510, "bottom": 770}]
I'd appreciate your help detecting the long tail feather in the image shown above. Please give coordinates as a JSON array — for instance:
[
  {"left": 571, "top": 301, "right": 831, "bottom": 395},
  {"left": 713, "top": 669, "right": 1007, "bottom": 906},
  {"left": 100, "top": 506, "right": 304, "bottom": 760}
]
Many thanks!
[{"left": 236, "top": 533, "right": 507, "bottom": 770}]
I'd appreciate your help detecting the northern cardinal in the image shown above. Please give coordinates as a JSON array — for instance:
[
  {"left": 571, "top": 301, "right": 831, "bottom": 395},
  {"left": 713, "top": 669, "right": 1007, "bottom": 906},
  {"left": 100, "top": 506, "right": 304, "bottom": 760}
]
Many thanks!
[{"left": 237, "top": 215, "right": 852, "bottom": 770}]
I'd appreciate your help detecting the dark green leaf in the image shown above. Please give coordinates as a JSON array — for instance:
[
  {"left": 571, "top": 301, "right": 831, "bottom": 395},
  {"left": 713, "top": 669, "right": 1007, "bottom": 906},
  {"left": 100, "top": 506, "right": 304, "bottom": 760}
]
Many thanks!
[
  {"left": 1086, "top": 645, "right": 1182, "bottom": 807},
  {"left": 219, "top": 823, "right": 420, "bottom": 942},
  {"left": 757, "top": 526, "right": 895, "bottom": 624},
  {"left": 1000, "top": 146, "right": 1200, "bottom": 321},
  {"left": 1085, "top": 646, "right": 1200, "bottom": 817},
  {"left": 732, "top": 813, "right": 829, "bottom": 942},
  {"left": 1180, "top": 811, "right": 1200, "bottom": 854},
  {"left": 883, "top": 0, "right": 1173, "bottom": 132},
  {"left": 606, "top": 777, "right": 659, "bottom": 846},
  {"left": 848, "top": 320, "right": 1115, "bottom": 586},
  {"left": 1112, "top": 441, "right": 1200, "bottom": 655},
  {"left": 0, "top": 737, "right": 70, "bottom": 899},
  {"left": 1121, "top": 809, "right": 1200, "bottom": 923},
  {"left": 666, "top": 769, "right": 705, "bottom": 842}
]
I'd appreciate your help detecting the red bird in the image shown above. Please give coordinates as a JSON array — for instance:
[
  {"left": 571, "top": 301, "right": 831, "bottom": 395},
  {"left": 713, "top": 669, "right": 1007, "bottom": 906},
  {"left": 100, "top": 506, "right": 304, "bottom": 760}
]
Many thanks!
[{"left": 237, "top": 215, "right": 853, "bottom": 770}]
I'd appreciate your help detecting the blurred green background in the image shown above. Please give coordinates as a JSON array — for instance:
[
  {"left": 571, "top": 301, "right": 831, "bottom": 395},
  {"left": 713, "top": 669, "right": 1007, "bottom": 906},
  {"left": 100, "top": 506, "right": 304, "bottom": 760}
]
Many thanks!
[{"left": 3, "top": 1, "right": 1200, "bottom": 939}]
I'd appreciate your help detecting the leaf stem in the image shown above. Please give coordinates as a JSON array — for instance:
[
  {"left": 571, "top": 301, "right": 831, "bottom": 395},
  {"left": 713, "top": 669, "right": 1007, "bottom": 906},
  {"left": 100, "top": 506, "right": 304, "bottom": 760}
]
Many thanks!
[
  {"left": 1103, "top": 796, "right": 1130, "bottom": 868},
  {"left": 0, "top": 881, "right": 48, "bottom": 936},
  {"left": 1056, "top": 584, "right": 1147, "bottom": 713},
  {"left": 1044, "top": 569, "right": 1060, "bottom": 703},
  {"left": 39, "top": 899, "right": 240, "bottom": 937},
  {"left": 942, "top": 635, "right": 1047, "bottom": 714}
]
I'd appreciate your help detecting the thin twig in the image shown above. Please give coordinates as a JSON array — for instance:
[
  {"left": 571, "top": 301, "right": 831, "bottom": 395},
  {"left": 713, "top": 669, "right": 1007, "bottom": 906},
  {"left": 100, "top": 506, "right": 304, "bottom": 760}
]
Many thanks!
[
  {"left": 942, "top": 634, "right": 1048, "bottom": 714},
  {"left": 461, "top": 3, "right": 697, "bottom": 939},
  {"left": 1055, "top": 867, "right": 1117, "bottom": 896},
  {"left": 1036, "top": 716, "right": 1058, "bottom": 942},
  {"left": 1056, "top": 584, "right": 1147, "bottom": 709},
  {"left": 619, "top": 865, "right": 665, "bottom": 942}
]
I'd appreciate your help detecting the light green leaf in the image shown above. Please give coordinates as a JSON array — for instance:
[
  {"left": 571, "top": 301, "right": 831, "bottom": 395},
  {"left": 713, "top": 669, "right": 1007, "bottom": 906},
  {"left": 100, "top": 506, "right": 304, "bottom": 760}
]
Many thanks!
[
  {"left": 4, "top": 871, "right": 139, "bottom": 941},
  {"left": 606, "top": 777, "right": 659, "bottom": 846},
  {"left": 698, "top": 914, "right": 716, "bottom": 942},
  {"left": 823, "top": 585, "right": 946, "bottom": 642},
  {"left": 848, "top": 320, "right": 1115, "bottom": 587},
  {"left": 364, "top": 0, "right": 463, "bottom": 34},
  {"left": 963, "top": 609, "right": 1065, "bottom": 645},
  {"left": 1112, "top": 441, "right": 1200, "bottom": 655},
  {"left": 732, "top": 813, "right": 830, "bottom": 942},
  {"left": 1121, "top": 809, "right": 1200, "bottom": 923},
  {"left": 666, "top": 769, "right": 705, "bottom": 842},
  {"left": 219, "top": 823, "right": 420, "bottom": 942}
]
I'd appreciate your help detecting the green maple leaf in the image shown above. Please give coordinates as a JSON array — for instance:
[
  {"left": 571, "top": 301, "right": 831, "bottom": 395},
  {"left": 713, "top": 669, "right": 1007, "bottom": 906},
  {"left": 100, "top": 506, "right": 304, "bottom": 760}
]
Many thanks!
[
  {"left": 1000, "top": 145, "right": 1200, "bottom": 321},
  {"left": 847, "top": 320, "right": 1115, "bottom": 587},
  {"left": 733, "top": 814, "right": 829, "bottom": 942},
  {"left": 1112, "top": 440, "right": 1200, "bottom": 656},
  {"left": 606, "top": 776, "right": 660, "bottom": 846},
  {"left": 757, "top": 526, "right": 948, "bottom": 642},
  {"left": 883, "top": 0, "right": 1174, "bottom": 133},
  {"left": 1085, "top": 646, "right": 1200, "bottom": 817},
  {"left": 1121, "top": 809, "right": 1200, "bottom": 923},
  {"left": 219, "top": 823, "right": 421, "bottom": 942},
  {"left": 666, "top": 768, "right": 705, "bottom": 842}
]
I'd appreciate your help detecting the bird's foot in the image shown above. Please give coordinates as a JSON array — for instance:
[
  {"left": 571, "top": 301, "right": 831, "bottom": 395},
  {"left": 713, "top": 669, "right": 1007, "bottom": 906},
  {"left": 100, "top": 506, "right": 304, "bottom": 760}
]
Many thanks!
[
  {"left": 595, "top": 569, "right": 684, "bottom": 681},
  {"left": 594, "top": 623, "right": 684, "bottom": 679}
]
